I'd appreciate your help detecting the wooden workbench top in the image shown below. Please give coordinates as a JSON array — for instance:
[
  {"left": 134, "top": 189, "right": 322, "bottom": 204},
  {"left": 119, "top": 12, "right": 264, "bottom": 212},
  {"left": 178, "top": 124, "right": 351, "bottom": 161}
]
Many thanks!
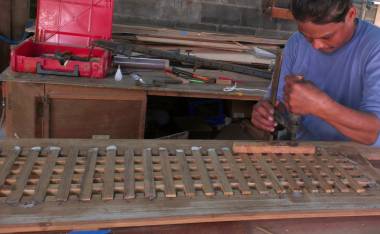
[
  {"left": 0, "top": 68, "right": 270, "bottom": 101},
  {"left": 0, "top": 139, "right": 380, "bottom": 233}
]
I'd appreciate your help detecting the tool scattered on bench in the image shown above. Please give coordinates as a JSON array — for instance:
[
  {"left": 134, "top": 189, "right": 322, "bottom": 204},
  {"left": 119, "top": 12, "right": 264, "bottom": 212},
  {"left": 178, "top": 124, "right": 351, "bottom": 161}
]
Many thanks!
[
  {"left": 165, "top": 67, "right": 215, "bottom": 83},
  {"left": 223, "top": 83, "right": 267, "bottom": 93},
  {"left": 113, "top": 55, "right": 169, "bottom": 70},
  {"left": 93, "top": 40, "right": 273, "bottom": 79},
  {"left": 132, "top": 73, "right": 182, "bottom": 87}
]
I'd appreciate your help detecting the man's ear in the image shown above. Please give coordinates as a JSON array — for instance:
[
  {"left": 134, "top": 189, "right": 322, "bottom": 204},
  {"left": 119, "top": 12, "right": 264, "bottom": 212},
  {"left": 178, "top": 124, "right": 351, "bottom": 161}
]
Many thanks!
[{"left": 346, "top": 6, "right": 357, "bottom": 22}]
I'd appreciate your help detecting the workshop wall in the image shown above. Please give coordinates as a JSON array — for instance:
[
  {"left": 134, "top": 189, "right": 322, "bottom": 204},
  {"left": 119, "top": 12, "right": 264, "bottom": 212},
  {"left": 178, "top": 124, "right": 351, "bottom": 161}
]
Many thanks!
[
  {"left": 113, "top": 0, "right": 378, "bottom": 39},
  {"left": 113, "top": 0, "right": 297, "bottom": 39}
]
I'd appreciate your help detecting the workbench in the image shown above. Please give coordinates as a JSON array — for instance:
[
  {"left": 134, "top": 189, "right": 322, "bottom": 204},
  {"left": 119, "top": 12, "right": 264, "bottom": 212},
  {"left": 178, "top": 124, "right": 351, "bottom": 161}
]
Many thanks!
[
  {"left": 0, "top": 68, "right": 269, "bottom": 139},
  {"left": 0, "top": 139, "right": 380, "bottom": 233}
]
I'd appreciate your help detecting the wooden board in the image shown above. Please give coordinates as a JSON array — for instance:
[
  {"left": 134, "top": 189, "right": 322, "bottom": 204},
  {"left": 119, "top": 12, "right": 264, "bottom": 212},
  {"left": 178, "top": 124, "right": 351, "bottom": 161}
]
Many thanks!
[
  {"left": 271, "top": 7, "right": 295, "bottom": 20},
  {"left": 1, "top": 139, "right": 380, "bottom": 233},
  {"left": 233, "top": 141, "right": 316, "bottom": 154},
  {"left": 112, "top": 24, "right": 288, "bottom": 45}
]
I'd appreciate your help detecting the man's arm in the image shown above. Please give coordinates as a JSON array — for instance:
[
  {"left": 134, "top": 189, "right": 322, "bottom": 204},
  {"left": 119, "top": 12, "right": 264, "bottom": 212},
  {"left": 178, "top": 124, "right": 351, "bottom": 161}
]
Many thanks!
[
  {"left": 320, "top": 100, "right": 380, "bottom": 144},
  {"left": 284, "top": 76, "right": 380, "bottom": 145}
]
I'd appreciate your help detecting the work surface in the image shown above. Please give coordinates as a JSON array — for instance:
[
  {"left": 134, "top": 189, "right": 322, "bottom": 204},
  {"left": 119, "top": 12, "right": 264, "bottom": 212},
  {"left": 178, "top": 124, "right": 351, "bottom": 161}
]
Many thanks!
[
  {"left": 1, "top": 139, "right": 380, "bottom": 233},
  {"left": 0, "top": 68, "right": 270, "bottom": 100}
]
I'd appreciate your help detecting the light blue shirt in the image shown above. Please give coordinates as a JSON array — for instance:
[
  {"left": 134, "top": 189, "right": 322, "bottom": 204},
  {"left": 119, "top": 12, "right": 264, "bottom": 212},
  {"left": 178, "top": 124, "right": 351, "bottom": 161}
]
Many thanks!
[{"left": 277, "top": 19, "right": 380, "bottom": 146}]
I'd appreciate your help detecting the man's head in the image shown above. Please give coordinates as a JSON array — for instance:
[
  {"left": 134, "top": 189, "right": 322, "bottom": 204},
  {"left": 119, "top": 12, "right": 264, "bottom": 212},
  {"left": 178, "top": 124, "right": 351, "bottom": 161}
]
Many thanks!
[{"left": 291, "top": 0, "right": 357, "bottom": 53}]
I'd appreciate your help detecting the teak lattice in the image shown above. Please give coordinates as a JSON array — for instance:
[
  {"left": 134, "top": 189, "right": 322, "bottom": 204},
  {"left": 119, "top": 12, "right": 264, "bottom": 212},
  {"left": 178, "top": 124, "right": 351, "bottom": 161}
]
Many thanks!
[{"left": 0, "top": 142, "right": 378, "bottom": 205}]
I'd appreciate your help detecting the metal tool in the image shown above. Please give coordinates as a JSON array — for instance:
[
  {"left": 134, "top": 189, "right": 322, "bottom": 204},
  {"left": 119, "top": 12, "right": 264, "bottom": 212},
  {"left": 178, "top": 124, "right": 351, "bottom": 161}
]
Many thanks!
[
  {"left": 114, "top": 55, "right": 169, "bottom": 70},
  {"left": 93, "top": 40, "right": 273, "bottom": 80},
  {"left": 132, "top": 73, "right": 182, "bottom": 87},
  {"left": 268, "top": 49, "right": 301, "bottom": 142},
  {"left": 269, "top": 49, "right": 283, "bottom": 141},
  {"left": 166, "top": 67, "right": 215, "bottom": 83}
]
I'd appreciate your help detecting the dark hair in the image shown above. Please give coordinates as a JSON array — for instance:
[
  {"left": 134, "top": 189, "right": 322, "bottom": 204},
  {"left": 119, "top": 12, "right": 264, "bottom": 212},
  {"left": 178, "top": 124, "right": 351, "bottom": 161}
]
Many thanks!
[{"left": 291, "top": 0, "right": 353, "bottom": 24}]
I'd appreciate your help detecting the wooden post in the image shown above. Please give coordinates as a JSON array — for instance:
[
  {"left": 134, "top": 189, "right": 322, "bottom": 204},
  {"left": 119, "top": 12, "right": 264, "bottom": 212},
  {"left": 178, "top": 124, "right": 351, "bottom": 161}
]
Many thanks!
[
  {"left": 0, "top": 0, "right": 12, "bottom": 72},
  {"left": 0, "top": 0, "right": 30, "bottom": 72},
  {"left": 375, "top": 5, "right": 380, "bottom": 27}
]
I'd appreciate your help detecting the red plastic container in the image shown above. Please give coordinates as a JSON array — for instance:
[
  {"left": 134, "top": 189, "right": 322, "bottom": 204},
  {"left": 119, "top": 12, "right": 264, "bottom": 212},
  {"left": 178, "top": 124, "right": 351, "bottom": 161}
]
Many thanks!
[{"left": 11, "top": 0, "right": 114, "bottom": 78}]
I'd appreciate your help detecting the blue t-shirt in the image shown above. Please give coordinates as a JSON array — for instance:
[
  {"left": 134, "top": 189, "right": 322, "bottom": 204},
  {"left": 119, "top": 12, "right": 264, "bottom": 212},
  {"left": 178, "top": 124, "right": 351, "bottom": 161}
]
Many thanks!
[{"left": 277, "top": 19, "right": 380, "bottom": 146}]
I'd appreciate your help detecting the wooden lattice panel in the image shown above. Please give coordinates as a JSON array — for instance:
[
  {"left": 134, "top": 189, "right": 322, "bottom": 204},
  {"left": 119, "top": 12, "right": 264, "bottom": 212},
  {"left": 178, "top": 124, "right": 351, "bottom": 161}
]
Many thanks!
[
  {"left": 1, "top": 139, "right": 380, "bottom": 233},
  {"left": 0, "top": 142, "right": 378, "bottom": 205}
]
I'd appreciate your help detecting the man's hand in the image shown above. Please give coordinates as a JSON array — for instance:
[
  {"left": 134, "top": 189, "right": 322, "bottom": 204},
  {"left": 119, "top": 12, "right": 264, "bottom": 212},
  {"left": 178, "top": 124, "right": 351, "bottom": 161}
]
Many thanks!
[
  {"left": 251, "top": 100, "right": 277, "bottom": 132},
  {"left": 284, "top": 75, "right": 331, "bottom": 116}
]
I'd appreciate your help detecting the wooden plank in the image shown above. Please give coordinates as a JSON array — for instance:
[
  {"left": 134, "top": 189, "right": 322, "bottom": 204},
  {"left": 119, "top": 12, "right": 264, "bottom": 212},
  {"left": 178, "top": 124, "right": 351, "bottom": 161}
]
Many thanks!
[
  {"left": 299, "top": 156, "right": 333, "bottom": 193},
  {"left": 233, "top": 142, "right": 316, "bottom": 154},
  {"left": 240, "top": 154, "right": 268, "bottom": 194},
  {"left": 159, "top": 148, "right": 176, "bottom": 198},
  {"left": 270, "top": 154, "right": 301, "bottom": 192},
  {"left": 208, "top": 149, "right": 233, "bottom": 196},
  {"left": 113, "top": 24, "right": 288, "bottom": 46},
  {"left": 56, "top": 147, "right": 79, "bottom": 201},
  {"left": 79, "top": 148, "right": 98, "bottom": 201},
  {"left": 136, "top": 35, "right": 248, "bottom": 52},
  {"left": 286, "top": 155, "right": 318, "bottom": 193},
  {"left": 176, "top": 149, "right": 195, "bottom": 197},
  {"left": 271, "top": 7, "right": 295, "bottom": 20},
  {"left": 143, "top": 148, "right": 156, "bottom": 200},
  {"left": 6, "top": 147, "right": 41, "bottom": 204},
  {"left": 124, "top": 148, "right": 135, "bottom": 200},
  {"left": 222, "top": 148, "right": 251, "bottom": 195},
  {"left": 0, "top": 146, "right": 21, "bottom": 187},
  {"left": 257, "top": 154, "right": 285, "bottom": 194},
  {"left": 102, "top": 145, "right": 116, "bottom": 200},
  {"left": 192, "top": 148, "right": 215, "bottom": 196},
  {"left": 31, "top": 146, "right": 60, "bottom": 204}
]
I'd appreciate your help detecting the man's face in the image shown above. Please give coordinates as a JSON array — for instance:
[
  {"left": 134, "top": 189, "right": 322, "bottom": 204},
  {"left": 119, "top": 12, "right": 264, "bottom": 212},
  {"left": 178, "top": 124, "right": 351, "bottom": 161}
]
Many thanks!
[{"left": 297, "top": 7, "right": 357, "bottom": 53}]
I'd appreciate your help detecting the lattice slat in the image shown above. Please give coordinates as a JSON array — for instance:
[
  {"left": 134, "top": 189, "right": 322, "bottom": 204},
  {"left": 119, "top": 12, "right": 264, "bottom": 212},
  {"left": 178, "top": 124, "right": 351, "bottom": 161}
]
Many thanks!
[
  {"left": 31, "top": 147, "right": 60, "bottom": 204},
  {"left": 6, "top": 147, "right": 41, "bottom": 205},
  {"left": 143, "top": 148, "right": 155, "bottom": 200},
  {"left": 79, "top": 148, "right": 98, "bottom": 201},
  {"left": 103, "top": 145, "right": 116, "bottom": 201},
  {"left": 124, "top": 148, "right": 135, "bottom": 200}
]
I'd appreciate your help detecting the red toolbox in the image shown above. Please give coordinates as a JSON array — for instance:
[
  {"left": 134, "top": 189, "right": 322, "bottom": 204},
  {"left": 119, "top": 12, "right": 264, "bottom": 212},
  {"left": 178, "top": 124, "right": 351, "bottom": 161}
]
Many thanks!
[{"left": 11, "top": 0, "right": 114, "bottom": 78}]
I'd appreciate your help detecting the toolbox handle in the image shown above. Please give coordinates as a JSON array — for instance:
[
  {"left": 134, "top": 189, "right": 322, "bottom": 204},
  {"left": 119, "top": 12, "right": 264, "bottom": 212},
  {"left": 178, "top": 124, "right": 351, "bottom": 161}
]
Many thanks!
[{"left": 37, "top": 63, "right": 80, "bottom": 77}]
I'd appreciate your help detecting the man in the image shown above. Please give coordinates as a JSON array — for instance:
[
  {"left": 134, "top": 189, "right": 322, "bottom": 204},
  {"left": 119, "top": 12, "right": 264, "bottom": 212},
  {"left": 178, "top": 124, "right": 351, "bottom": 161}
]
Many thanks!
[{"left": 251, "top": 0, "right": 380, "bottom": 146}]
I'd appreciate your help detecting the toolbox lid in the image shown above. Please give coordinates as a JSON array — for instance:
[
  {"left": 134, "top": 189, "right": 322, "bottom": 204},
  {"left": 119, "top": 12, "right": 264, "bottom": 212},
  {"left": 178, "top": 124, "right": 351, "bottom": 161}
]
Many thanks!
[{"left": 36, "top": 0, "right": 113, "bottom": 47}]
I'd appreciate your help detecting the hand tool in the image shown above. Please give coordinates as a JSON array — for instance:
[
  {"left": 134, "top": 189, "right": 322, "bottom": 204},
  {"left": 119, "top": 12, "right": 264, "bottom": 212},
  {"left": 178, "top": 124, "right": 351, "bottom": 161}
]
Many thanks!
[
  {"left": 165, "top": 67, "right": 216, "bottom": 83},
  {"left": 269, "top": 49, "right": 301, "bottom": 142},
  {"left": 113, "top": 55, "right": 169, "bottom": 70},
  {"left": 132, "top": 73, "right": 182, "bottom": 87}
]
